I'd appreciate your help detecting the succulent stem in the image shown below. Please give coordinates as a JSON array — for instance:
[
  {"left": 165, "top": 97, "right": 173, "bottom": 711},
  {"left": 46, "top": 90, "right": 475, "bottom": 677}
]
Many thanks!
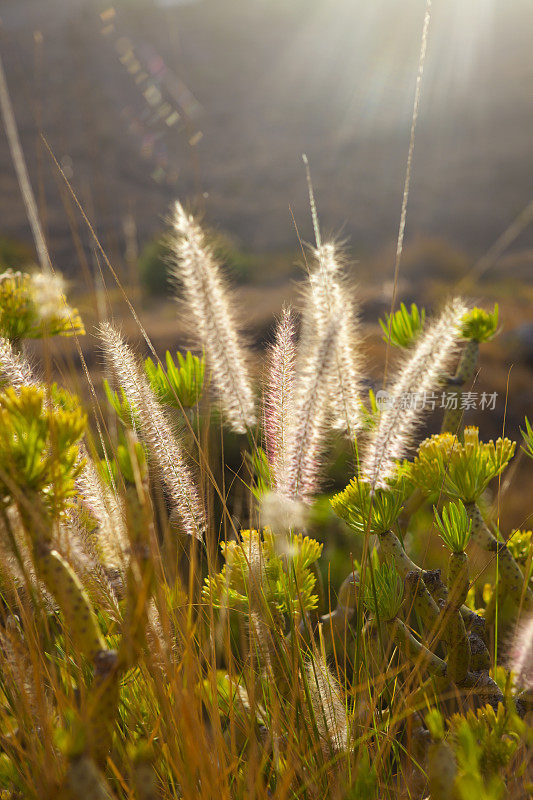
[
  {"left": 64, "top": 755, "right": 113, "bottom": 800},
  {"left": 378, "top": 529, "right": 419, "bottom": 578},
  {"left": 447, "top": 551, "right": 469, "bottom": 609},
  {"left": 427, "top": 739, "right": 457, "bottom": 800},
  {"left": 466, "top": 502, "right": 533, "bottom": 611},
  {"left": 87, "top": 649, "right": 120, "bottom": 766},
  {"left": 441, "top": 605, "right": 470, "bottom": 683},
  {"left": 35, "top": 545, "right": 105, "bottom": 660},
  {"left": 389, "top": 618, "right": 448, "bottom": 678},
  {"left": 441, "top": 340, "right": 479, "bottom": 436}
]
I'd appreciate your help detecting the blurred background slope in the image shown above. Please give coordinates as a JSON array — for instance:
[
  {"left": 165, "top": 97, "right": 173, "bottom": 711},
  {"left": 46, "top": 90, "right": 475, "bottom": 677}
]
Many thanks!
[{"left": 1, "top": 0, "right": 533, "bottom": 271}]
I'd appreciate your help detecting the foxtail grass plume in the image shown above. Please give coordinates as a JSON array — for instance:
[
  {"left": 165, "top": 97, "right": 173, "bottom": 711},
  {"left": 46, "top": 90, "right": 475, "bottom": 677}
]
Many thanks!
[
  {"left": 0, "top": 616, "right": 40, "bottom": 720},
  {"left": 0, "top": 336, "right": 37, "bottom": 388},
  {"left": 100, "top": 322, "right": 205, "bottom": 540},
  {"left": 0, "top": 505, "right": 40, "bottom": 591},
  {"left": 264, "top": 306, "right": 296, "bottom": 490},
  {"left": 283, "top": 321, "right": 338, "bottom": 502},
  {"left": 361, "top": 298, "right": 467, "bottom": 487},
  {"left": 169, "top": 202, "right": 256, "bottom": 434},
  {"left": 306, "top": 654, "right": 348, "bottom": 754},
  {"left": 242, "top": 533, "right": 274, "bottom": 673},
  {"left": 509, "top": 616, "right": 533, "bottom": 690},
  {"left": 303, "top": 242, "right": 363, "bottom": 439},
  {"left": 74, "top": 453, "right": 129, "bottom": 570},
  {"left": 58, "top": 517, "right": 120, "bottom": 611}
]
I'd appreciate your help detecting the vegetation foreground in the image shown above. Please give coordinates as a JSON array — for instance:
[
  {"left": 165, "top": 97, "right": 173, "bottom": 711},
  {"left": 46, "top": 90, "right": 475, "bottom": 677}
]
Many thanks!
[{"left": 0, "top": 203, "right": 530, "bottom": 799}]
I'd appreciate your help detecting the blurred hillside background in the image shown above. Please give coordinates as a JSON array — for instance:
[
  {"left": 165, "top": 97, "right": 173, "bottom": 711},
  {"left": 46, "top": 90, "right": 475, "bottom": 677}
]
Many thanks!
[
  {"left": 2, "top": 0, "right": 533, "bottom": 260},
  {"left": 1, "top": 0, "right": 533, "bottom": 525}
]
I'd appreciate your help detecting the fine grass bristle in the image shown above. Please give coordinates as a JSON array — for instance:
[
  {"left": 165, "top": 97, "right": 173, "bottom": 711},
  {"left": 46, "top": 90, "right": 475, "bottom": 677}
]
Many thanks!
[
  {"left": 361, "top": 298, "right": 467, "bottom": 487},
  {"left": 284, "top": 319, "right": 338, "bottom": 501},
  {"left": 264, "top": 305, "right": 297, "bottom": 492},
  {"left": 303, "top": 242, "right": 364, "bottom": 439},
  {"left": 99, "top": 321, "right": 205, "bottom": 540},
  {"left": 169, "top": 202, "right": 256, "bottom": 434}
]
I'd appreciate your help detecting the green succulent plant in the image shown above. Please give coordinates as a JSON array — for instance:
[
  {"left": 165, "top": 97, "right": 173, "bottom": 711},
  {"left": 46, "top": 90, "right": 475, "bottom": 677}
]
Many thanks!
[
  {"left": 248, "top": 445, "right": 272, "bottom": 499},
  {"left": 434, "top": 500, "right": 472, "bottom": 553},
  {"left": 412, "top": 428, "right": 515, "bottom": 503},
  {"left": 0, "top": 384, "right": 86, "bottom": 517},
  {"left": 331, "top": 477, "right": 406, "bottom": 536},
  {"left": 103, "top": 379, "right": 138, "bottom": 428},
  {"left": 507, "top": 529, "right": 533, "bottom": 568},
  {"left": 144, "top": 350, "right": 205, "bottom": 409},
  {"left": 448, "top": 704, "right": 527, "bottom": 799},
  {"left": 379, "top": 302, "right": 425, "bottom": 349},
  {"left": 0, "top": 201, "right": 529, "bottom": 800},
  {"left": 362, "top": 560, "right": 403, "bottom": 622},
  {"left": 100, "top": 439, "right": 147, "bottom": 488},
  {"left": 520, "top": 416, "right": 533, "bottom": 460},
  {"left": 203, "top": 529, "right": 323, "bottom": 616},
  {"left": 460, "top": 304, "right": 499, "bottom": 343}
]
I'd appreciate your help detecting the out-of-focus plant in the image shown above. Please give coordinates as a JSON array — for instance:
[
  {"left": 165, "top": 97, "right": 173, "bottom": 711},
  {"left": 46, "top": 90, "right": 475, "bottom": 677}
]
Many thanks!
[
  {"left": 0, "top": 269, "right": 84, "bottom": 343},
  {"left": 521, "top": 416, "right": 533, "bottom": 460}
]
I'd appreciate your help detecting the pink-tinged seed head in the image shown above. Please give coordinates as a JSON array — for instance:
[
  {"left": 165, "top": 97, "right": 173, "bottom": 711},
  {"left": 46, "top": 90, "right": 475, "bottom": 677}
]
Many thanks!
[
  {"left": 263, "top": 305, "right": 296, "bottom": 491},
  {"left": 509, "top": 616, "right": 533, "bottom": 689}
]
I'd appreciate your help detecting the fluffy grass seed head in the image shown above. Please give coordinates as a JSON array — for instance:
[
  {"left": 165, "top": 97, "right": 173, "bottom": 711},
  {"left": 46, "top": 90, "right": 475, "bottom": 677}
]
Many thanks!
[
  {"left": 264, "top": 305, "right": 296, "bottom": 491},
  {"left": 434, "top": 500, "right": 472, "bottom": 553},
  {"left": 302, "top": 242, "right": 364, "bottom": 438},
  {"left": 0, "top": 335, "right": 38, "bottom": 389},
  {"left": 100, "top": 322, "right": 205, "bottom": 540},
  {"left": 361, "top": 298, "right": 467, "bottom": 488},
  {"left": 260, "top": 490, "right": 306, "bottom": 534},
  {"left": 74, "top": 452, "right": 130, "bottom": 569},
  {"left": 305, "top": 654, "right": 349, "bottom": 754},
  {"left": 508, "top": 616, "right": 533, "bottom": 690},
  {"left": 169, "top": 202, "right": 256, "bottom": 434},
  {"left": 283, "top": 320, "right": 339, "bottom": 501}
]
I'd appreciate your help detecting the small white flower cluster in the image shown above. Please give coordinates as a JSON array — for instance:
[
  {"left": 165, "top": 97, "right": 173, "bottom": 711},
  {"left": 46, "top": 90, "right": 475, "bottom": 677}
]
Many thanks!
[
  {"left": 260, "top": 490, "right": 306, "bottom": 535},
  {"left": 31, "top": 272, "right": 68, "bottom": 322},
  {"left": 0, "top": 269, "right": 22, "bottom": 283},
  {"left": 375, "top": 389, "right": 498, "bottom": 412}
]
